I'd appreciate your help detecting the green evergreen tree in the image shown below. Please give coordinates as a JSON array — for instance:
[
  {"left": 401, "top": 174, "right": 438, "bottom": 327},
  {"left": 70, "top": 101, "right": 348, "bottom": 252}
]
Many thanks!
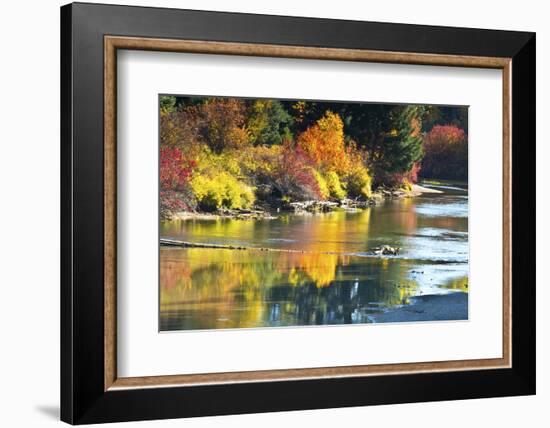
[
  {"left": 159, "top": 95, "right": 177, "bottom": 114},
  {"left": 246, "top": 100, "right": 293, "bottom": 145},
  {"left": 327, "top": 103, "right": 424, "bottom": 177},
  {"left": 382, "top": 105, "right": 424, "bottom": 174}
]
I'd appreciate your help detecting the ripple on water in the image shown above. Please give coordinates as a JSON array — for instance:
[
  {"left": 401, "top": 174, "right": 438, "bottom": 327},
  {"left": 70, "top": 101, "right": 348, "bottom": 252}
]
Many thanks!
[{"left": 414, "top": 200, "right": 468, "bottom": 218}]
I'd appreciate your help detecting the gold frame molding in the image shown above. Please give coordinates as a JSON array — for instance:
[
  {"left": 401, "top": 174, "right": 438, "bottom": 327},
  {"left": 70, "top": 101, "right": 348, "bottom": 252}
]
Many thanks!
[{"left": 104, "top": 35, "right": 512, "bottom": 391}]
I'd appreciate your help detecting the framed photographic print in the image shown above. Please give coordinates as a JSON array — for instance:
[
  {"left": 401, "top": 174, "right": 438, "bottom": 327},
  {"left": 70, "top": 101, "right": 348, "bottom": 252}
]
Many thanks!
[{"left": 60, "top": 2, "right": 536, "bottom": 424}]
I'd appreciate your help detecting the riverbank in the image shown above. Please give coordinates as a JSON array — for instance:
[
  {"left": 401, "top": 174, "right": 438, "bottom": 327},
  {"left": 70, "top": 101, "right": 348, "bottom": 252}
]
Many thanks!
[
  {"left": 167, "top": 184, "right": 440, "bottom": 221},
  {"left": 169, "top": 208, "right": 277, "bottom": 221},
  {"left": 411, "top": 184, "right": 443, "bottom": 194},
  {"left": 370, "top": 292, "right": 468, "bottom": 323}
]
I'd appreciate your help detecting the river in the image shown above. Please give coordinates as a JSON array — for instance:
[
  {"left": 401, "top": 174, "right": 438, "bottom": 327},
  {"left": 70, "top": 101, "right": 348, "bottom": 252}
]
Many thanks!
[{"left": 159, "top": 181, "right": 468, "bottom": 331}]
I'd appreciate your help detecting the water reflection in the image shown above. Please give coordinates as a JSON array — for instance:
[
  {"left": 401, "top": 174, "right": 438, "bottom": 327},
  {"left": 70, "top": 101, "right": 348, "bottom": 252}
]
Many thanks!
[{"left": 160, "top": 184, "right": 469, "bottom": 331}]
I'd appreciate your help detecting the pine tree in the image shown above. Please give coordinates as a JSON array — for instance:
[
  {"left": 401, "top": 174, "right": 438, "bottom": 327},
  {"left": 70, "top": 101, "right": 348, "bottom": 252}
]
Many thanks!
[
  {"left": 331, "top": 103, "right": 424, "bottom": 178},
  {"left": 246, "top": 100, "right": 293, "bottom": 146},
  {"left": 382, "top": 105, "right": 424, "bottom": 174}
]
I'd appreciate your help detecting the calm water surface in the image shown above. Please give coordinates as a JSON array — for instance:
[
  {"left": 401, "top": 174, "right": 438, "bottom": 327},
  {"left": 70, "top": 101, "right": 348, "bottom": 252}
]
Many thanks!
[{"left": 160, "top": 182, "right": 468, "bottom": 331}]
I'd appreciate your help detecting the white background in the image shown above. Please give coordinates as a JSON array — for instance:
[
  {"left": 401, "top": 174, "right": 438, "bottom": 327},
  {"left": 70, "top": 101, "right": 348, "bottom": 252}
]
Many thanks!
[
  {"left": 118, "top": 51, "right": 503, "bottom": 377},
  {"left": 0, "top": 0, "right": 546, "bottom": 427}
]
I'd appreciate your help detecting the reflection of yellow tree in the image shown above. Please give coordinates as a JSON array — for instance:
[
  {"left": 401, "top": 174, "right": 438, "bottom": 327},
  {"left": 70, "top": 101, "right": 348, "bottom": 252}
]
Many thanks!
[
  {"left": 292, "top": 210, "right": 371, "bottom": 253},
  {"left": 159, "top": 209, "right": 430, "bottom": 329},
  {"left": 296, "top": 253, "right": 341, "bottom": 288},
  {"left": 160, "top": 247, "right": 423, "bottom": 329},
  {"left": 161, "top": 210, "right": 374, "bottom": 297},
  {"left": 161, "top": 248, "right": 273, "bottom": 328},
  {"left": 283, "top": 210, "right": 371, "bottom": 287},
  {"left": 162, "top": 217, "right": 258, "bottom": 242},
  {"left": 441, "top": 275, "right": 468, "bottom": 292}
]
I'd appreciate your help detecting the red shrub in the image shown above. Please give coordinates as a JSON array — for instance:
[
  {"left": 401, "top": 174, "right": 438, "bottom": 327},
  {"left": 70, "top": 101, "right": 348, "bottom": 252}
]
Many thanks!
[
  {"left": 272, "top": 141, "right": 322, "bottom": 200},
  {"left": 375, "top": 162, "right": 421, "bottom": 189},
  {"left": 160, "top": 146, "right": 196, "bottom": 216},
  {"left": 421, "top": 125, "right": 467, "bottom": 180},
  {"left": 406, "top": 162, "right": 421, "bottom": 183},
  {"left": 160, "top": 146, "right": 195, "bottom": 190}
]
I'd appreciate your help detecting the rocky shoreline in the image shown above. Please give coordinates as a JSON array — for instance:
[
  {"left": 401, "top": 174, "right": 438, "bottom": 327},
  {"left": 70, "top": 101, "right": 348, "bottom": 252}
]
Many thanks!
[{"left": 166, "top": 184, "right": 439, "bottom": 222}]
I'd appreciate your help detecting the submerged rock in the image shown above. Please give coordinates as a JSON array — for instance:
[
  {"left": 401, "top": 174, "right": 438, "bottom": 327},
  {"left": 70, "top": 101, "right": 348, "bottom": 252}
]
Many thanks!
[
  {"left": 339, "top": 198, "right": 377, "bottom": 209},
  {"left": 217, "top": 208, "right": 276, "bottom": 220},
  {"left": 288, "top": 200, "right": 339, "bottom": 213},
  {"left": 372, "top": 245, "right": 400, "bottom": 256}
]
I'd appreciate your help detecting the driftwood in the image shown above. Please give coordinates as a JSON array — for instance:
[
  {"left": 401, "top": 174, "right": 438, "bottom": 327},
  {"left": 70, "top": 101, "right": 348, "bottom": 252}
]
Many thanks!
[
  {"left": 161, "top": 238, "right": 348, "bottom": 256},
  {"left": 160, "top": 238, "right": 248, "bottom": 250},
  {"left": 160, "top": 239, "right": 465, "bottom": 266}
]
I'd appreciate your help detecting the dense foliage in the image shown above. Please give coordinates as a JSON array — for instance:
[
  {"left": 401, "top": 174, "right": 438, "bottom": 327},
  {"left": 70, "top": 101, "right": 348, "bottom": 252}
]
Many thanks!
[
  {"left": 159, "top": 95, "right": 468, "bottom": 217},
  {"left": 159, "top": 146, "right": 195, "bottom": 218},
  {"left": 421, "top": 125, "right": 468, "bottom": 180}
]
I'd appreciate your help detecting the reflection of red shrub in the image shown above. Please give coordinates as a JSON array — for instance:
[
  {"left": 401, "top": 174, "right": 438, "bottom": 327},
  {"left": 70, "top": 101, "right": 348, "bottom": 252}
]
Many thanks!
[
  {"left": 272, "top": 141, "right": 322, "bottom": 200},
  {"left": 421, "top": 125, "right": 467, "bottom": 180}
]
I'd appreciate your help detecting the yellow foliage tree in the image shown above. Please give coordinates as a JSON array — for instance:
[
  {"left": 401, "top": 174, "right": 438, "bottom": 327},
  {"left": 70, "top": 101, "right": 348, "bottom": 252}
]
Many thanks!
[{"left": 344, "top": 142, "right": 372, "bottom": 198}]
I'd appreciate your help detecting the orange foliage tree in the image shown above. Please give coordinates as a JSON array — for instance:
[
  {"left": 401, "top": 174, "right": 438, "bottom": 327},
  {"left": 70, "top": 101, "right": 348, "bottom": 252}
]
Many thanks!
[
  {"left": 199, "top": 98, "right": 249, "bottom": 153},
  {"left": 296, "top": 111, "right": 348, "bottom": 174}
]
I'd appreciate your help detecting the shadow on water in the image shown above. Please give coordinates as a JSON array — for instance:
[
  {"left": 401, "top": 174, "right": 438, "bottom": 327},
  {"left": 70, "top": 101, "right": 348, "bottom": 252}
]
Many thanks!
[{"left": 160, "top": 182, "right": 469, "bottom": 331}]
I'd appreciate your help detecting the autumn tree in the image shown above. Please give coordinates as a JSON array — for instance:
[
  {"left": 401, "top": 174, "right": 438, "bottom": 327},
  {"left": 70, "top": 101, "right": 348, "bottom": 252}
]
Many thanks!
[
  {"left": 160, "top": 103, "right": 204, "bottom": 158},
  {"left": 421, "top": 105, "right": 468, "bottom": 132},
  {"left": 160, "top": 146, "right": 195, "bottom": 191},
  {"left": 296, "top": 111, "right": 348, "bottom": 174},
  {"left": 271, "top": 141, "right": 323, "bottom": 201},
  {"left": 199, "top": 98, "right": 249, "bottom": 152},
  {"left": 159, "top": 146, "right": 196, "bottom": 217},
  {"left": 344, "top": 142, "right": 373, "bottom": 198},
  {"left": 421, "top": 125, "right": 467, "bottom": 179},
  {"left": 317, "top": 103, "right": 424, "bottom": 181},
  {"left": 158, "top": 93, "right": 469, "bottom": 209}
]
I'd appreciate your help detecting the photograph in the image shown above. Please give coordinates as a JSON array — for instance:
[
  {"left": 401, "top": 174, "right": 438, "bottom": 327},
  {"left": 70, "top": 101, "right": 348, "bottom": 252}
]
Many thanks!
[{"left": 159, "top": 95, "right": 469, "bottom": 331}]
